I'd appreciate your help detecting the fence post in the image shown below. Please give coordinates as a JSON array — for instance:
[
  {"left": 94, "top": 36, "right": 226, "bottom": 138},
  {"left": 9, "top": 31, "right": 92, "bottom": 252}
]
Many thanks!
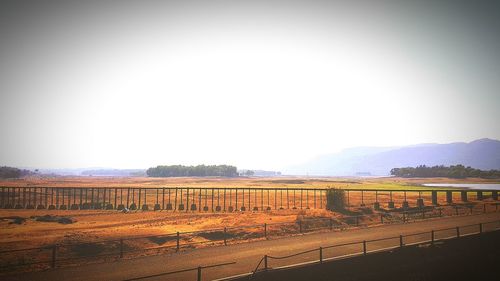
[
  {"left": 120, "top": 238, "right": 124, "bottom": 258},
  {"left": 197, "top": 266, "right": 202, "bottom": 281},
  {"left": 264, "top": 223, "right": 267, "bottom": 239},
  {"left": 224, "top": 227, "right": 227, "bottom": 246},
  {"left": 439, "top": 208, "right": 442, "bottom": 217},
  {"left": 264, "top": 255, "right": 268, "bottom": 271},
  {"left": 431, "top": 230, "right": 435, "bottom": 245},
  {"left": 329, "top": 218, "right": 333, "bottom": 230},
  {"left": 356, "top": 216, "right": 359, "bottom": 226},
  {"left": 479, "top": 223, "right": 483, "bottom": 234},
  {"left": 422, "top": 210, "right": 425, "bottom": 219},
  {"left": 483, "top": 204, "right": 486, "bottom": 213},
  {"left": 399, "top": 235, "right": 403, "bottom": 248},
  {"left": 319, "top": 247, "right": 323, "bottom": 263},
  {"left": 363, "top": 241, "right": 367, "bottom": 255},
  {"left": 299, "top": 220, "right": 302, "bottom": 233},
  {"left": 51, "top": 245, "right": 57, "bottom": 268},
  {"left": 456, "top": 227, "right": 460, "bottom": 238},
  {"left": 403, "top": 212, "right": 406, "bottom": 223},
  {"left": 380, "top": 214, "right": 384, "bottom": 224},
  {"left": 176, "top": 232, "right": 180, "bottom": 251}
]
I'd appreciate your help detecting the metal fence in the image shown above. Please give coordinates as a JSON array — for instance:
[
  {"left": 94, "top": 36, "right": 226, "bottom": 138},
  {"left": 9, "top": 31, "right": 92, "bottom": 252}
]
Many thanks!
[
  {"left": 251, "top": 219, "right": 500, "bottom": 277},
  {"left": 1, "top": 203, "right": 498, "bottom": 273},
  {"left": 122, "top": 261, "right": 236, "bottom": 281},
  {"left": 1, "top": 187, "right": 499, "bottom": 212}
]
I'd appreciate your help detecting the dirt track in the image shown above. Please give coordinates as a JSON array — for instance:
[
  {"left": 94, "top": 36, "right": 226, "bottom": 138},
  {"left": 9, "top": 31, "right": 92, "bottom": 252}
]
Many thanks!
[{"left": 5, "top": 212, "right": 500, "bottom": 281}]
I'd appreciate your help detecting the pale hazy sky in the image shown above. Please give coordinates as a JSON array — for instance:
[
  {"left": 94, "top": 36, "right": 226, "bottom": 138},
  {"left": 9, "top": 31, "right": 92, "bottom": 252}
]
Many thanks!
[{"left": 1, "top": 0, "right": 499, "bottom": 170}]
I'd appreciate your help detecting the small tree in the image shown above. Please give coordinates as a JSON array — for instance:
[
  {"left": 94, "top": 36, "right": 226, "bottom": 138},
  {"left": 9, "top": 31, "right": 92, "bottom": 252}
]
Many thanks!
[{"left": 326, "top": 188, "right": 346, "bottom": 211}]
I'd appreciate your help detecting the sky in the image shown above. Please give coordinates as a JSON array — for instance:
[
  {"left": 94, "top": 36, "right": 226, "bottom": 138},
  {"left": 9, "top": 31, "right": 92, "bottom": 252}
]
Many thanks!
[{"left": 1, "top": 0, "right": 500, "bottom": 170}]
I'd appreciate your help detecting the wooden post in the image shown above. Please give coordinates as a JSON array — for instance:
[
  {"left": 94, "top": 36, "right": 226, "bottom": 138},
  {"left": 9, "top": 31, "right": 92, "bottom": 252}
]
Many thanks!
[
  {"left": 162, "top": 188, "right": 165, "bottom": 210},
  {"left": 103, "top": 188, "right": 107, "bottom": 207},
  {"left": 431, "top": 191, "right": 438, "bottom": 205},
  {"left": 492, "top": 191, "right": 498, "bottom": 201},
  {"left": 446, "top": 191, "right": 452, "bottom": 204},
  {"left": 197, "top": 266, "right": 202, "bottom": 281},
  {"left": 176, "top": 232, "right": 180, "bottom": 251},
  {"left": 264, "top": 223, "right": 267, "bottom": 239},
  {"left": 211, "top": 188, "right": 214, "bottom": 212},
  {"left": 479, "top": 223, "right": 483, "bottom": 234},
  {"left": 274, "top": 189, "right": 277, "bottom": 210},
  {"left": 126, "top": 188, "right": 130, "bottom": 208},
  {"left": 51, "top": 245, "right": 57, "bottom": 268},
  {"left": 399, "top": 235, "right": 403, "bottom": 248},
  {"left": 330, "top": 218, "right": 333, "bottom": 230},
  {"left": 363, "top": 240, "right": 367, "bottom": 255},
  {"left": 314, "top": 190, "right": 316, "bottom": 209},
  {"left": 461, "top": 191, "right": 468, "bottom": 202},
  {"left": 174, "top": 188, "right": 178, "bottom": 211},
  {"left": 456, "top": 227, "right": 460, "bottom": 238},
  {"left": 120, "top": 238, "right": 124, "bottom": 258},
  {"left": 224, "top": 188, "right": 227, "bottom": 211},
  {"left": 299, "top": 220, "right": 303, "bottom": 233},
  {"left": 264, "top": 255, "right": 268, "bottom": 271},
  {"left": 380, "top": 214, "right": 384, "bottom": 223},
  {"left": 261, "top": 189, "right": 264, "bottom": 210},
  {"left": 138, "top": 189, "right": 144, "bottom": 209},
  {"left": 224, "top": 227, "right": 227, "bottom": 245},
  {"left": 186, "top": 188, "right": 190, "bottom": 212},
  {"left": 319, "top": 247, "right": 323, "bottom": 263},
  {"left": 199, "top": 188, "right": 202, "bottom": 212},
  {"left": 287, "top": 189, "right": 290, "bottom": 209}
]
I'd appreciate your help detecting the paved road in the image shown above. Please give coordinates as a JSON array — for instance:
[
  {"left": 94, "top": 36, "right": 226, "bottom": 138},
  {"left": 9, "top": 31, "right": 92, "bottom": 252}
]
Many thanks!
[{"left": 6, "top": 212, "right": 500, "bottom": 281}]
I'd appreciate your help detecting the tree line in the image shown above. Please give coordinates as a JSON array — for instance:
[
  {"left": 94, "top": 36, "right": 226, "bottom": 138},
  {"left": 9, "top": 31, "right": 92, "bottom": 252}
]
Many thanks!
[
  {"left": 390, "top": 165, "right": 500, "bottom": 179},
  {"left": 0, "top": 166, "right": 32, "bottom": 179},
  {"left": 146, "top": 165, "right": 238, "bottom": 177}
]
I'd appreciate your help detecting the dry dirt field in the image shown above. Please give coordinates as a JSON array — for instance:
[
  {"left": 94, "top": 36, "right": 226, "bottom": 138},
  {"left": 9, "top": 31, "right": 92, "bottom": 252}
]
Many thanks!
[
  {"left": 1, "top": 175, "right": 498, "bottom": 189},
  {"left": 1, "top": 176, "right": 498, "bottom": 272}
]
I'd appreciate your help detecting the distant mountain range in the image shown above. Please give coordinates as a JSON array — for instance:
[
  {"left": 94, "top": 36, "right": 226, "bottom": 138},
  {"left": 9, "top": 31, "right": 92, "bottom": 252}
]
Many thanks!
[{"left": 284, "top": 138, "right": 500, "bottom": 176}]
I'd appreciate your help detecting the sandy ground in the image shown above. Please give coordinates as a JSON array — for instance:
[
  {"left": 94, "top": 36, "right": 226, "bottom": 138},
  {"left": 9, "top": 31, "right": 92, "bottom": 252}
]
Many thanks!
[
  {"left": 1, "top": 176, "right": 498, "bottom": 275},
  {"left": 1, "top": 176, "right": 498, "bottom": 189},
  {"left": 5, "top": 212, "right": 500, "bottom": 281}
]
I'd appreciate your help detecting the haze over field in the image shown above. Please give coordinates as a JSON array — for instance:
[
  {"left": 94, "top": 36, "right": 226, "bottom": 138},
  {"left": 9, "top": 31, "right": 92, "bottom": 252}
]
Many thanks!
[{"left": 1, "top": 0, "right": 499, "bottom": 171}]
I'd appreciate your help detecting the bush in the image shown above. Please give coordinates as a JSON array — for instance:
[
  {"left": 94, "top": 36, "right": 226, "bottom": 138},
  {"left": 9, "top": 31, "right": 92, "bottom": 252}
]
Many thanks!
[{"left": 326, "top": 188, "right": 346, "bottom": 211}]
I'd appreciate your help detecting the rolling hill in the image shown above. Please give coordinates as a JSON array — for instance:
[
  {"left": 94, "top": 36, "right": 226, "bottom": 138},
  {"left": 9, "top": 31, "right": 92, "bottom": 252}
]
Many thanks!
[{"left": 284, "top": 138, "right": 500, "bottom": 176}]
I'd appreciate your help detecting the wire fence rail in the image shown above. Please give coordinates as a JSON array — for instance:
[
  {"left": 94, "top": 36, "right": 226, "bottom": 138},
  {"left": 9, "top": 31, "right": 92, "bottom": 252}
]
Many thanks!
[
  {"left": 0, "top": 203, "right": 498, "bottom": 274},
  {"left": 250, "top": 219, "right": 500, "bottom": 278},
  {"left": 122, "top": 261, "right": 236, "bottom": 281}
]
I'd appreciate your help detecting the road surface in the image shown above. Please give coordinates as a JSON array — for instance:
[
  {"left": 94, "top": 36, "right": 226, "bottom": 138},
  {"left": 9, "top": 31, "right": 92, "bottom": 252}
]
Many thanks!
[{"left": 5, "top": 212, "right": 500, "bottom": 281}]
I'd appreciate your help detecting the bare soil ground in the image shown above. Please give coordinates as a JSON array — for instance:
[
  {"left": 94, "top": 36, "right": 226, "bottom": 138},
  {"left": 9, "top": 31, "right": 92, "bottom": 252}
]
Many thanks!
[
  {"left": 0, "top": 176, "right": 498, "bottom": 274},
  {"left": 1, "top": 175, "right": 498, "bottom": 189}
]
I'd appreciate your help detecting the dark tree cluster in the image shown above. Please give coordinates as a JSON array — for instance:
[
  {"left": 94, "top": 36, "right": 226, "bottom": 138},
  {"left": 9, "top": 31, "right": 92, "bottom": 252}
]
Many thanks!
[
  {"left": 146, "top": 165, "right": 238, "bottom": 177},
  {"left": 390, "top": 165, "right": 500, "bottom": 179},
  {"left": 0, "top": 166, "right": 32, "bottom": 179}
]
